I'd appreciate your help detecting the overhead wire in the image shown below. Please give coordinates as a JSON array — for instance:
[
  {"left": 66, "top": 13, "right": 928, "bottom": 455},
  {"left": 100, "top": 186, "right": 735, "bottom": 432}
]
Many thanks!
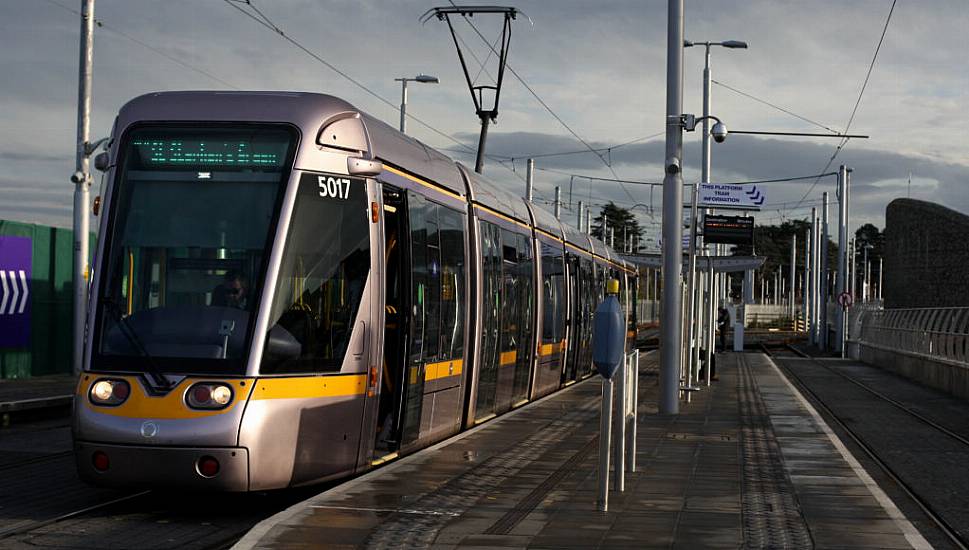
[
  {"left": 44, "top": 0, "right": 239, "bottom": 89},
  {"left": 222, "top": 0, "right": 535, "bottom": 185},
  {"left": 787, "top": 0, "right": 898, "bottom": 214},
  {"left": 222, "top": 0, "right": 479, "bottom": 157},
  {"left": 712, "top": 79, "right": 839, "bottom": 135},
  {"left": 447, "top": 1, "right": 638, "bottom": 204}
]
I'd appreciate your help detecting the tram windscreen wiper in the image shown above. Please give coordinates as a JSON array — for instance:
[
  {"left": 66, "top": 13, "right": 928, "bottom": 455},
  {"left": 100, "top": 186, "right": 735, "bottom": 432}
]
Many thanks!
[{"left": 100, "top": 298, "right": 170, "bottom": 388}]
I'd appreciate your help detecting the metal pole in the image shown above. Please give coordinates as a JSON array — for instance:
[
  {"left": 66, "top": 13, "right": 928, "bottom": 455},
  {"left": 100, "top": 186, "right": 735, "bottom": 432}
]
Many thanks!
[
  {"left": 808, "top": 209, "right": 817, "bottom": 344},
  {"left": 803, "top": 228, "right": 810, "bottom": 331},
  {"left": 705, "top": 260, "right": 714, "bottom": 385},
  {"left": 399, "top": 79, "right": 408, "bottom": 133},
  {"left": 878, "top": 256, "right": 883, "bottom": 301},
  {"left": 614, "top": 356, "right": 626, "bottom": 492},
  {"left": 525, "top": 158, "right": 534, "bottom": 201},
  {"left": 474, "top": 116, "right": 489, "bottom": 174},
  {"left": 850, "top": 237, "right": 856, "bottom": 300},
  {"left": 72, "top": 0, "right": 95, "bottom": 376},
  {"left": 554, "top": 186, "right": 562, "bottom": 220},
  {"left": 610, "top": 228, "right": 615, "bottom": 248},
  {"left": 659, "top": 0, "right": 685, "bottom": 415},
  {"left": 682, "top": 42, "right": 712, "bottom": 398},
  {"left": 813, "top": 213, "right": 822, "bottom": 344},
  {"left": 685, "top": 182, "right": 700, "bottom": 396},
  {"left": 626, "top": 349, "right": 639, "bottom": 472},
  {"left": 790, "top": 234, "right": 797, "bottom": 322},
  {"left": 577, "top": 201, "right": 584, "bottom": 231},
  {"left": 863, "top": 246, "right": 870, "bottom": 303},
  {"left": 587, "top": 210, "right": 592, "bottom": 236},
  {"left": 596, "top": 377, "right": 613, "bottom": 511},
  {"left": 821, "top": 192, "right": 829, "bottom": 349}
]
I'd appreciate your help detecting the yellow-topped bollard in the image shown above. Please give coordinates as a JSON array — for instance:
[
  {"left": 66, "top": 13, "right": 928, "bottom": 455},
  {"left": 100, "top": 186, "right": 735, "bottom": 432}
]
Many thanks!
[{"left": 606, "top": 279, "right": 620, "bottom": 295}]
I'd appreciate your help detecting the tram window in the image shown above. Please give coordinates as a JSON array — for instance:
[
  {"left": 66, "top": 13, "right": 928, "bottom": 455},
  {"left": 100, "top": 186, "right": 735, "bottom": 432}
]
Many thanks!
[
  {"left": 438, "top": 208, "right": 466, "bottom": 360},
  {"left": 408, "top": 197, "right": 466, "bottom": 364},
  {"left": 409, "top": 194, "right": 428, "bottom": 364},
  {"left": 424, "top": 213, "right": 441, "bottom": 360},
  {"left": 514, "top": 232, "right": 535, "bottom": 394},
  {"left": 95, "top": 125, "right": 293, "bottom": 375},
  {"left": 541, "top": 241, "right": 565, "bottom": 344},
  {"left": 500, "top": 229, "right": 520, "bottom": 361},
  {"left": 262, "top": 172, "right": 370, "bottom": 374}
]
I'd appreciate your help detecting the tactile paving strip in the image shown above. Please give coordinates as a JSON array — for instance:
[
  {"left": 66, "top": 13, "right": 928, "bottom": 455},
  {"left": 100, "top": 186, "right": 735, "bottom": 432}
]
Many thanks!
[{"left": 738, "top": 355, "right": 813, "bottom": 549}]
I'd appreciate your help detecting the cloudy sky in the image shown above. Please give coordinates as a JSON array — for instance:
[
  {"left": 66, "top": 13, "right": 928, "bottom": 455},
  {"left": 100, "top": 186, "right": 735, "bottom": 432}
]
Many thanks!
[{"left": 2, "top": 0, "right": 967, "bottom": 247}]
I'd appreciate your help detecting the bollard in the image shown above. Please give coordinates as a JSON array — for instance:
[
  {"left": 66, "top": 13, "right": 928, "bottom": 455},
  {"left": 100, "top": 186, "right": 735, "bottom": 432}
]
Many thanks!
[
  {"left": 597, "top": 377, "right": 613, "bottom": 512},
  {"left": 614, "top": 353, "right": 626, "bottom": 492},
  {"left": 592, "top": 279, "right": 624, "bottom": 512},
  {"left": 626, "top": 349, "right": 639, "bottom": 473}
]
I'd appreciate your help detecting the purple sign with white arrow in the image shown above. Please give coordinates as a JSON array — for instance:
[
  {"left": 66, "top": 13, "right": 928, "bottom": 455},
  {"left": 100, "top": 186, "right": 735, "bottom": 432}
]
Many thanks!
[{"left": 0, "top": 236, "right": 31, "bottom": 348}]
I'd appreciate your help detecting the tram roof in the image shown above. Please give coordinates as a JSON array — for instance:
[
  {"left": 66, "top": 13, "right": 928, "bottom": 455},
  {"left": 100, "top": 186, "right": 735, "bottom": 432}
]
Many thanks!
[{"left": 361, "top": 112, "right": 468, "bottom": 197}]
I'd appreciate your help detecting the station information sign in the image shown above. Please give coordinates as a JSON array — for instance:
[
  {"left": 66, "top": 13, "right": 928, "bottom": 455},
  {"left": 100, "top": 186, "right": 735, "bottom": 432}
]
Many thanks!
[{"left": 703, "top": 215, "right": 754, "bottom": 245}]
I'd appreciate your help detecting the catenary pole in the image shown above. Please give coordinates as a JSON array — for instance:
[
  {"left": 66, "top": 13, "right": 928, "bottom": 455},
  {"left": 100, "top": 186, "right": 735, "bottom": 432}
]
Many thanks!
[
  {"left": 808, "top": 210, "right": 817, "bottom": 345},
  {"left": 820, "top": 192, "right": 829, "bottom": 349},
  {"left": 790, "top": 234, "right": 797, "bottom": 321},
  {"left": 836, "top": 166, "right": 849, "bottom": 352},
  {"left": 660, "top": 0, "right": 685, "bottom": 415},
  {"left": 72, "top": 0, "right": 95, "bottom": 376}
]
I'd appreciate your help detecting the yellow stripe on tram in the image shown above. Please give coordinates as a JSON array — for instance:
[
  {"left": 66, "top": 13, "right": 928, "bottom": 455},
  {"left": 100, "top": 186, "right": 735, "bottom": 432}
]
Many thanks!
[
  {"left": 250, "top": 374, "right": 367, "bottom": 400},
  {"left": 424, "top": 359, "right": 464, "bottom": 382}
]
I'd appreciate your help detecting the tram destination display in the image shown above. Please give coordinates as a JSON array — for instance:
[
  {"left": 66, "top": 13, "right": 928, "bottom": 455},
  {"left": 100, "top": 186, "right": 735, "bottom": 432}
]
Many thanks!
[{"left": 703, "top": 215, "right": 754, "bottom": 245}]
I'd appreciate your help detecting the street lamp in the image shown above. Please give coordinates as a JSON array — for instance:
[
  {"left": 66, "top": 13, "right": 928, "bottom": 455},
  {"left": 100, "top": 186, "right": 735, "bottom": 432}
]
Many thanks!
[
  {"left": 394, "top": 74, "right": 439, "bottom": 134},
  {"left": 683, "top": 38, "right": 747, "bottom": 388}
]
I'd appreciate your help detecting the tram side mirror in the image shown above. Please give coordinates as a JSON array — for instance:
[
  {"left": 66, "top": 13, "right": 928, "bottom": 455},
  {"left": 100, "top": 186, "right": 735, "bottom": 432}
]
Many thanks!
[
  {"left": 264, "top": 324, "right": 302, "bottom": 365},
  {"left": 347, "top": 157, "right": 383, "bottom": 177}
]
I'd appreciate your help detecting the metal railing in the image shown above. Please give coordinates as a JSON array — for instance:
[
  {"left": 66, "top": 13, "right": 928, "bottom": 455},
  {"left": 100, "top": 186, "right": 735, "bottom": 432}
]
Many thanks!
[
  {"left": 637, "top": 300, "right": 660, "bottom": 324},
  {"left": 856, "top": 307, "right": 969, "bottom": 364},
  {"left": 744, "top": 304, "right": 799, "bottom": 330}
]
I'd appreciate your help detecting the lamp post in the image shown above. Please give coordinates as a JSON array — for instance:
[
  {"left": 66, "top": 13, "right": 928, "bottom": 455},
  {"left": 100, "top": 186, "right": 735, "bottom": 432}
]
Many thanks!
[
  {"left": 862, "top": 243, "right": 873, "bottom": 302},
  {"left": 682, "top": 38, "right": 747, "bottom": 387},
  {"left": 395, "top": 74, "right": 439, "bottom": 134}
]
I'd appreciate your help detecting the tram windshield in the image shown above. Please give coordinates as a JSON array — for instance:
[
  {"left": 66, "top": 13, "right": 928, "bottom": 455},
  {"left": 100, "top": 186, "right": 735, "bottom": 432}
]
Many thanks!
[{"left": 93, "top": 125, "right": 295, "bottom": 375}]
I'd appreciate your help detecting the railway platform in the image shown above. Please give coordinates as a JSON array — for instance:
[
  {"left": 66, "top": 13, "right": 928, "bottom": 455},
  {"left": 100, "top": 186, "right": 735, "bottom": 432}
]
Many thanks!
[
  {"left": 234, "top": 351, "right": 927, "bottom": 549},
  {"left": 0, "top": 374, "right": 75, "bottom": 421}
]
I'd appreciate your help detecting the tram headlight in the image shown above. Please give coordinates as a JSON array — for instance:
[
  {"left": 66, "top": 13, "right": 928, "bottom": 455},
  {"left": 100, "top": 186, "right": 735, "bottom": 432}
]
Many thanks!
[
  {"left": 185, "top": 383, "right": 234, "bottom": 410},
  {"left": 89, "top": 379, "right": 131, "bottom": 406}
]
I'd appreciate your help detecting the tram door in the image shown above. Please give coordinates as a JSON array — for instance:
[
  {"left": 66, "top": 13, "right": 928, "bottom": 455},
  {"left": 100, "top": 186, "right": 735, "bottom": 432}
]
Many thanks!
[
  {"left": 375, "top": 185, "right": 425, "bottom": 454},
  {"left": 563, "top": 253, "right": 580, "bottom": 383}
]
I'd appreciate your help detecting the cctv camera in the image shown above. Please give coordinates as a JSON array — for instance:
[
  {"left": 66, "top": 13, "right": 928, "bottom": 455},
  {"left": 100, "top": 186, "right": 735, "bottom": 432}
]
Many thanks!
[
  {"left": 70, "top": 171, "right": 86, "bottom": 184},
  {"left": 711, "top": 122, "right": 728, "bottom": 143},
  {"left": 665, "top": 157, "right": 680, "bottom": 175}
]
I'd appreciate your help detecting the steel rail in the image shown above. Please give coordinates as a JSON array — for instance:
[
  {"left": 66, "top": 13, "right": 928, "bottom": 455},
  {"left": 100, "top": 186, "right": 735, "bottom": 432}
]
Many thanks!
[
  {"left": 762, "top": 344, "right": 969, "bottom": 550},
  {"left": 0, "top": 490, "right": 152, "bottom": 540}
]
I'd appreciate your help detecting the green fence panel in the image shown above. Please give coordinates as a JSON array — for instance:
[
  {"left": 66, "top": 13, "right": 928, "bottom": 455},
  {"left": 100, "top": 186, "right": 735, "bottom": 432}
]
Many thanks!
[{"left": 0, "top": 219, "right": 94, "bottom": 379}]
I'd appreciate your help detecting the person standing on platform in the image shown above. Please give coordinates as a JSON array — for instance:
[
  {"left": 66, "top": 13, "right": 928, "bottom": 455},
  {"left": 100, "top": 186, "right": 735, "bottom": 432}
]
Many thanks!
[{"left": 717, "top": 307, "right": 730, "bottom": 352}]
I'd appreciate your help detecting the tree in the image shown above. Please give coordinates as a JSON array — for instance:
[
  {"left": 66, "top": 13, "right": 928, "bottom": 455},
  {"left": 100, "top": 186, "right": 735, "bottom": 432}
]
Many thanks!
[{"left": 592, "top": 202, "right": 644, "bottom": 252}]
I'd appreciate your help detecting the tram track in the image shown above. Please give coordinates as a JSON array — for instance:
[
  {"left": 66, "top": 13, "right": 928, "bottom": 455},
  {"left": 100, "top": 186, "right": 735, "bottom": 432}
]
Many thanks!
[
  {"left": 0, "top": 490, "right": 152, "bottom": 541},
  {"left": 761, "top": 343, "right": 969, "bottom": 550}
]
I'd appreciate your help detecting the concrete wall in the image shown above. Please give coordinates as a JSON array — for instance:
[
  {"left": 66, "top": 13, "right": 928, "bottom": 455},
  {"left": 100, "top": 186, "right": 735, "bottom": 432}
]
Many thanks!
[
  {"left": 856, "top": 342, "right": 969, "bottom": 401},
  {"left": 884, "top": 198, "right": 969, "bottom": 308}
]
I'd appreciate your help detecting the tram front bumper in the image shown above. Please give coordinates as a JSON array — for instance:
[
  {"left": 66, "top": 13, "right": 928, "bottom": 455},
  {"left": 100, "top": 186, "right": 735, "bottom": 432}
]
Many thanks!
[{"left": 75, "top": 441, "right": 250, "bottom": 491}]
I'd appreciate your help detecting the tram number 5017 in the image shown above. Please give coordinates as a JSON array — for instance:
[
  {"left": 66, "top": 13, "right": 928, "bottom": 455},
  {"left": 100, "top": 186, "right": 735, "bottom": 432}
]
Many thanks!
[{"left": 318, "top": 176, "right": 351, "bottom": 200}]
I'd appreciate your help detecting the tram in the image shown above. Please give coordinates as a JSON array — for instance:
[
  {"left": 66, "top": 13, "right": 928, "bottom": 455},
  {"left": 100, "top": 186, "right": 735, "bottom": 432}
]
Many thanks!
[{"left": 73, "top": 91, "right": 637, "bottom": 490}]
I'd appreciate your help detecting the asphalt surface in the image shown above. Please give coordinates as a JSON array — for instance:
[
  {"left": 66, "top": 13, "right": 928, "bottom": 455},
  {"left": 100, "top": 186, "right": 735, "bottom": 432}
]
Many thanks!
[{"left": 0, "top": 415, "right": 321, "bottom": 549}]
